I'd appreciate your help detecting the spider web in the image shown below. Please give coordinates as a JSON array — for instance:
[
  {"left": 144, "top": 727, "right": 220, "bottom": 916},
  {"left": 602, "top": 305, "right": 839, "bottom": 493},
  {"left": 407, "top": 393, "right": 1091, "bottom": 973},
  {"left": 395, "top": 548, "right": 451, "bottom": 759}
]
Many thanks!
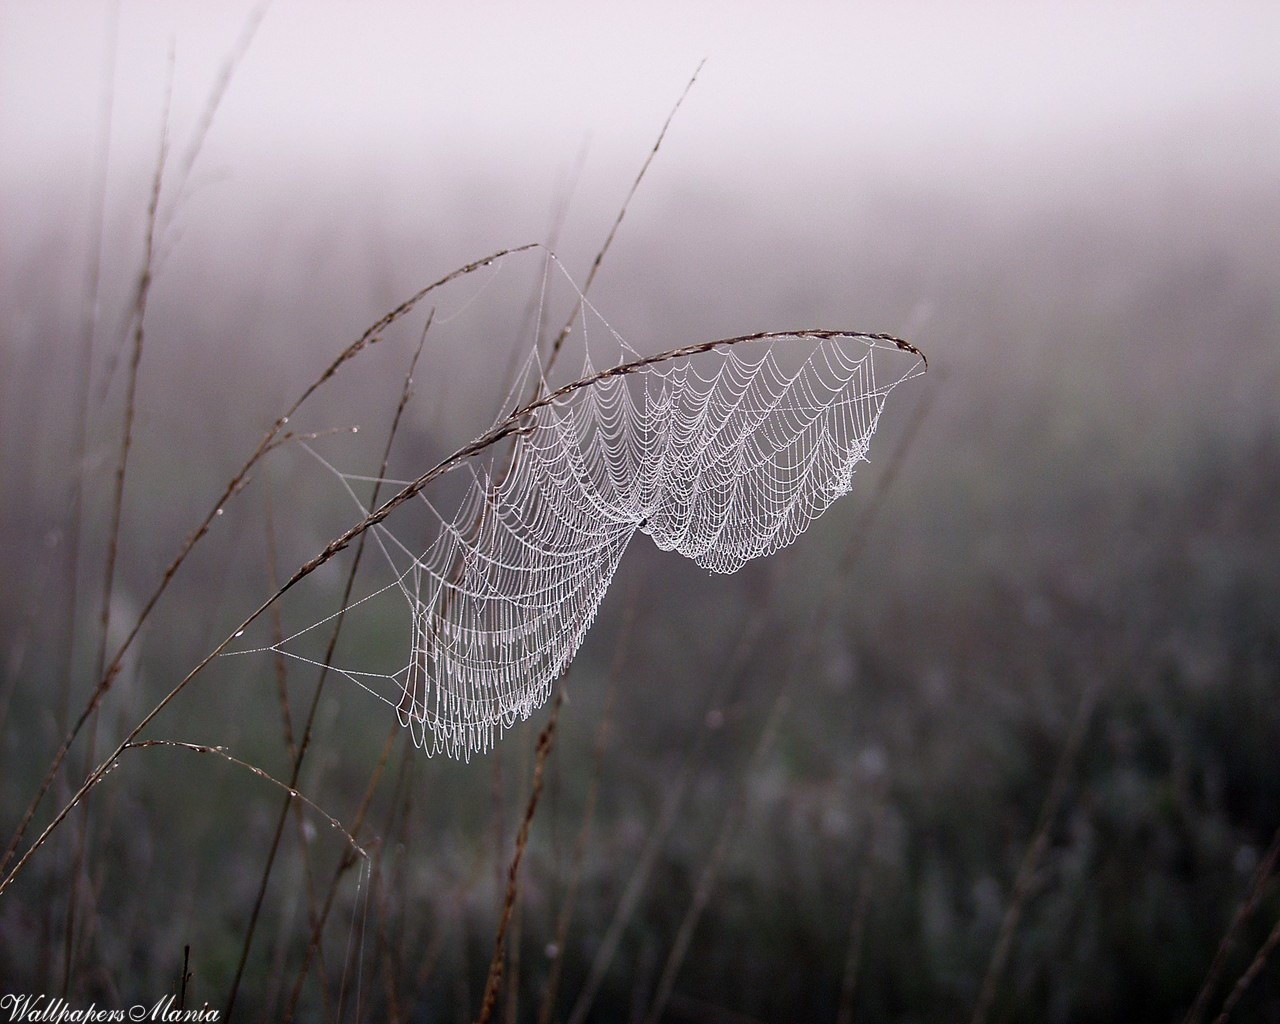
[{"left": 241, "top": 265, "right": 924, "bottom": 759}]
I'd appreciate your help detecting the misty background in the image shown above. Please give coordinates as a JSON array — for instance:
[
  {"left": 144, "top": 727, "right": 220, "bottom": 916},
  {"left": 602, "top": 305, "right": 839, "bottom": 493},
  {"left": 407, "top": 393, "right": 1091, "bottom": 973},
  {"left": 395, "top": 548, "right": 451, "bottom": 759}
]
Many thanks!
[{"left": 2, "top": 2, "right": 1279, "bottom": 1022}]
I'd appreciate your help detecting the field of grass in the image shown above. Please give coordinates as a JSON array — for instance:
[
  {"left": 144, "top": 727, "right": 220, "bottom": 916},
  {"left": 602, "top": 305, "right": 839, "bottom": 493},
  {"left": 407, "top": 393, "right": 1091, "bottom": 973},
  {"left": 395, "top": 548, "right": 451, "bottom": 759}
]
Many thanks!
[{"left": 2, "top": 6, "right": 1279, "bottom": 1022}]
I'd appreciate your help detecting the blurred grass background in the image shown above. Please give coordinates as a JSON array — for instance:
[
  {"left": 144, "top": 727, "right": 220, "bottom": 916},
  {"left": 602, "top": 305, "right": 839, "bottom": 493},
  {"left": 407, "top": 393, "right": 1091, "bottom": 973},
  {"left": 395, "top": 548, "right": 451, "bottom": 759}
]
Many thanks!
[{"left": 2, "top": 2, "right": 1279, "bottom": 1021}]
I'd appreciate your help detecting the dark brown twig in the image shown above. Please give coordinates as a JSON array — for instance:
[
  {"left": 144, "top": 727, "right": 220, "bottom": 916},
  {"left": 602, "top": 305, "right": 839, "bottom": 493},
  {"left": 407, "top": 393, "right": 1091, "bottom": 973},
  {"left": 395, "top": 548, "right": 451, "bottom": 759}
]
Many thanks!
[
  {"left": 1213, "top": 908, "right": 1280, "bottom": 1024},
  {"left": 229, "top": 309, "right": 433, "bottom": 1020},
  {"left": 94, "top": 44, "right": 170, "bottom": 698},
  {"left": 641, "top": 383, "right": 936, "bottom": 1024},
  {"left": 45, "top": 0, "right": 118, "bottom": 942},
  {"left": 544, "top": 60, "right": 705, "bottom": 374},
  {"left": 968, "top": 677, "right": 1101, "bottom": 1024},
  {"left": 2, "top": 246, "right": 530, "bottom": 885},
  {"left": 63, "top": 66, "right": 171, "bottom": 997},
  {"left": 537, "top": 587, "right": 638, "bottom": 1024},
  {"left": 1185, "top": 826, "right": 1280, "bottom": 1024},
  {"left": 475, "top": 692, "right": 564, "bottom": 1024},
  {"left": 1, "top": 326, "right": 922, "bottom": 901},
  {"left": 59, "top": 0, "right": 120, "bottom": 734},
  {"left": 282, "top": 723, "right": 398, "bottom": 1022},
  {"left": 121, "top": 740, "right": 366, "bottom": 856}
]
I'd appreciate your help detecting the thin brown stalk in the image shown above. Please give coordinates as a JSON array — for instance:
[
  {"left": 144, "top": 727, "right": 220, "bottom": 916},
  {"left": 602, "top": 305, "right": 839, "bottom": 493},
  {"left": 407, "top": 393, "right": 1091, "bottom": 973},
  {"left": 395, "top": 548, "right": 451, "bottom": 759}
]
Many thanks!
[
  {"left": 227, "top": 310, "right": 434, "bottom": 1019},
  {"left": 488, "top": 74, "right": 684, "bottom": 545},
  {"left": 281, "top": 719, "right": 399, "bottom": 1022},
  {"left": 264, "top": 483, "right": 298, "bottom": 758},
  {"left": 2, "top": 245, "right": 530, "bottom": 884},
  {"left": 94, "top": 47, "right": 170, "bottom": 691},
  {"left": 641, "top": 386, "right": 936, "bottom": 1024},
  {"left": 223, "top": 482, "right": 332, "bottom": 1017},
  {"left": 545, "top": 60, "right": 705, "bottom": 374},
  {"left": 499, "top": 135, "right": 592, "bottom": 399},
  {"left": 1213, "top": 908, "right": 1280, "bottom": 1024},
  {"left": 536, "top": 588, "right": 637, "bottom": 1024},
  {"left": 270, "top": 314, "right": 430, "bottom": 1015},
  {"left": 166, "top": 2, "right": 270, "bottom": 228},
  {"left": 1184, "top": 825, "right": 1280, "bottom": 1024},
  {"left": 968, "top": 676, "right": 1101, "bottom": 1024},
  {"left": 376, "top": 735, "right": 418, "bottom": 1016},
  {"left": 565, "top": 592, "right": 768, "bottom": 1024},
  {"left": 98, "top": 3, "right": 271, "bottom": 399},
  {"left": 504, "top": 735, "right": 530, "bottom": 1024},
  {"left": 62, "top": 71, "right": 170, "bottom": 998},
  {"left": 371, "top": 847, "right": 404, "bottom": 1024},
  {"left": 47, "top": 3, "right": 118, "bottom": 979},
  {"left": 1, "top": 326, "right": 921, "bottom": 902},
  {"left": 835, "top": 779, "right": 888, "bottom": 1024},
  {"left": 475, "top": 692, "right": 564, "bottom": 1024},
  {"left": 60, "top": 0, "right": 120, "bottom": 732},
  {"left": 122, "top": 739, "right": 366, "bottom": 857}
]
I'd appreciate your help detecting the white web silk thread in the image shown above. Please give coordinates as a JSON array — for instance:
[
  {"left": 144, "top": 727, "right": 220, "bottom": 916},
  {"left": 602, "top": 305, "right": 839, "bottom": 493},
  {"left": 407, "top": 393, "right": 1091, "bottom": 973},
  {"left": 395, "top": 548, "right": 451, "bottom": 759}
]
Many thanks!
[
  {"left": 403, "top": 335, "right": 913, "bottom": 757},
  {"left": 228, "top": 252, "right": 923, "bottom": 759}
]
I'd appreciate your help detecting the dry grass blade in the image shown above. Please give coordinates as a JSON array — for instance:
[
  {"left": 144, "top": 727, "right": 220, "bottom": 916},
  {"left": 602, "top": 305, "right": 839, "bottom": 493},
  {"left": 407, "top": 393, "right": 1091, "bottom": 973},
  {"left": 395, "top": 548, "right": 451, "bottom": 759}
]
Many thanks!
[
  {"left": 221, "top": 483, "right": 325, "bottom": 1019},
  {"left": 281, "top": 722, "right": 399, "bottom": 1022},
  {"left": 165, "top": 1, "right": 271, "bottom": 226},
  {"left": 95, "top": 50, "right": 170, "bottom": 684},
  {"left": 1184, "top": 825, "right": 1280, "bottom": 1024},
  {"left": 0, "top": 325, "right": 922, "bottom": 902},
  {"left": 537, "top": 589, "right": 638, "bottom": 1024},
  {"left": 121, "top": 740, "right": 366, "bottom": 858},
  {"left": 59, "top": 0, "right": 120, "bottom": 733},
  {"left": 1, "top": 246, "right": 529, "bottom": 887},
  {"left": 62, "top": 70, "right": 170, "bottom": 996},
  {"left": 640, "top": 385, "right": 934, "bottom": 1024},
  {"left": 227, "top": 310, "right": 434, "bottom": 1019},
  {"left": 1213, "top": 909, "right": 1280, "bottom": 1024},
  {"left": 475, "top": 692, "right": 564, "bottom": 1024},
  {"left": 545, "top": 60, "right": 705, "bottom": 374},
  {"left": 98, "top": 2, "right": 271, "bottom": 396},
  {"left": 968, "top": 675, "right": 1101, "bottom": 1024},
  {"left": 565, "top": 592, "right": 769, "bottom": 1024}
]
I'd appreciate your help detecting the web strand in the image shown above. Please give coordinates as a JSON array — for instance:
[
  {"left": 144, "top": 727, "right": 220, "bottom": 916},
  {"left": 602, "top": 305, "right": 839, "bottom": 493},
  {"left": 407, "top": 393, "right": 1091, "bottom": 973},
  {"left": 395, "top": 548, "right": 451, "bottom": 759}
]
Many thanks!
[{"left": 252, "top": 320, "right": 922, "bottom": 759}]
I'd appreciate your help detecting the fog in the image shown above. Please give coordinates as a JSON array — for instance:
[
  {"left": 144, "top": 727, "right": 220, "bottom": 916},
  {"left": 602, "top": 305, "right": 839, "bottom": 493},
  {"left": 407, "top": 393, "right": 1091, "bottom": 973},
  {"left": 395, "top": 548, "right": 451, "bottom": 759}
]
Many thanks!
[{"left": 2, "top": 3, "right": 1279, "bottom": 1021}]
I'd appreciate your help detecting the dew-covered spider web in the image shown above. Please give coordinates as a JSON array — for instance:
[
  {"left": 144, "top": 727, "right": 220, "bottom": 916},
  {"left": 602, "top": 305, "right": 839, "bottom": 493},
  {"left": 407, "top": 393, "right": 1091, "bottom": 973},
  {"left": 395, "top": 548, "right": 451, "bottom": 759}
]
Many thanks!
[{"left": 235, "top": 255, "right": 925, "bottom": 759}]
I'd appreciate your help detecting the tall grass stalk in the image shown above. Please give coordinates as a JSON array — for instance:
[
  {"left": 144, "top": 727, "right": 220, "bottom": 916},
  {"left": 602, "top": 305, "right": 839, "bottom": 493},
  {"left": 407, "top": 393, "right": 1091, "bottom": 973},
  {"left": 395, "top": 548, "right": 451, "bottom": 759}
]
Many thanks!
[
  {"left": 536, "top": 586, "right": 636, "bottom": 1024},
  {"left": 225, "top": 307, "right": 434, "bottom": 1019},
  {"left": 642, "top": 383, "right": 935, "bottom": 1024},
  {"left": 1, "top": 246, "right": 534, "bottom": 891},
  {"left": 475, "top": 692, "right": 564, "bottom": 1024},
  {"left": 968, "top": 674, "right": 1101, "bottom": 1024},
  {"left": 64, "top": 71, "right": 171, "bottom": 996},
  {"left": 1185, "top": 825, "right": 1280, "bottom": 1024}
]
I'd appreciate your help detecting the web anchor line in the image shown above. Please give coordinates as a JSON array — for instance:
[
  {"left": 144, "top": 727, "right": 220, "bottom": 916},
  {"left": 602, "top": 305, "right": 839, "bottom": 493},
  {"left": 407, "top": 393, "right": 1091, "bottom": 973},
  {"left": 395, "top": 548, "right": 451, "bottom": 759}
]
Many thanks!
[{"left": 261, "top": 323, "right": 924, "bottom": 760}]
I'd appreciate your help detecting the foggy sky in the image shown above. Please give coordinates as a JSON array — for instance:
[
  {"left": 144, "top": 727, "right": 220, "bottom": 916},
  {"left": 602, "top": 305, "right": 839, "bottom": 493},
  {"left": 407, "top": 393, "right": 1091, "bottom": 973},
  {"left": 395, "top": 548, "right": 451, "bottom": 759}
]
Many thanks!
[{"left": 3, "top": 1, "right": 1277, "bottom": 195}]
